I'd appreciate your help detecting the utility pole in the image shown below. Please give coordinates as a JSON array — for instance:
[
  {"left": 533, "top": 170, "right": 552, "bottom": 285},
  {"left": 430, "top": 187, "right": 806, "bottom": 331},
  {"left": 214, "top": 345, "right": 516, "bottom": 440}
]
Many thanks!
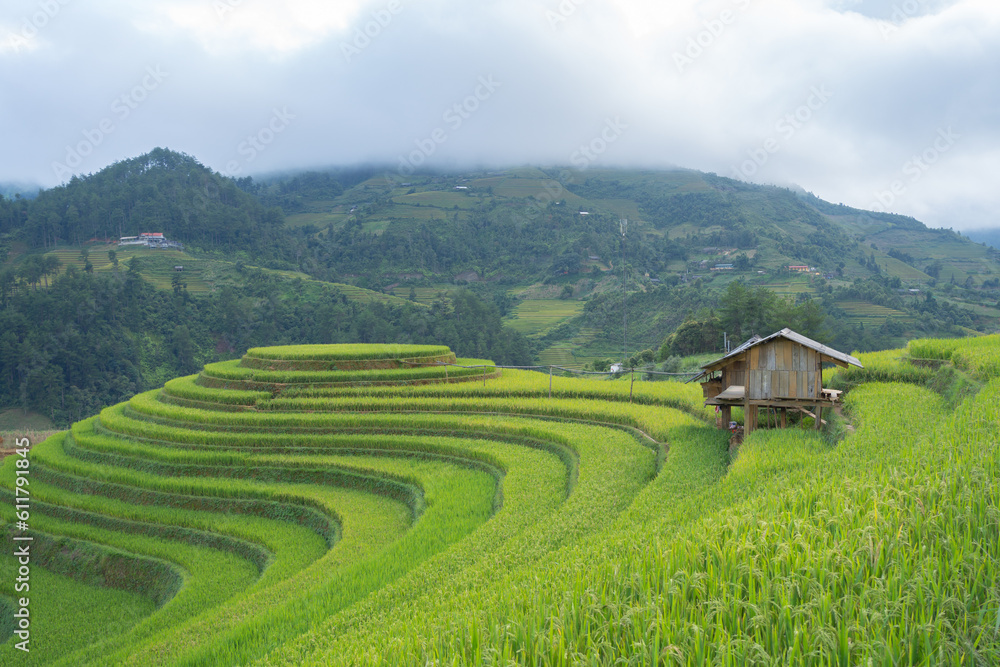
[{"left": 620, "top": 216, "right": 628, "bottom": 365}]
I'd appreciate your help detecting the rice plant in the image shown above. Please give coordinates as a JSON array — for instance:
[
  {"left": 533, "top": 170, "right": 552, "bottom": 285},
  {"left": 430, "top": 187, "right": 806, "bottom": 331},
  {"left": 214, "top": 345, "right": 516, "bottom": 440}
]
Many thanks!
[{"left": 3, "top": 340, "right": 996, "bottom": 666}]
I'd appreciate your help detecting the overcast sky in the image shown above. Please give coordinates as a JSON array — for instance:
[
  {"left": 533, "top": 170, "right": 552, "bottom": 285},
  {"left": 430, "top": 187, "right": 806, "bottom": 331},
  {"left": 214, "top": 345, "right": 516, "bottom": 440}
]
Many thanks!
[{"left": 1, "top": 0, "right": 997, "bottom": 229}]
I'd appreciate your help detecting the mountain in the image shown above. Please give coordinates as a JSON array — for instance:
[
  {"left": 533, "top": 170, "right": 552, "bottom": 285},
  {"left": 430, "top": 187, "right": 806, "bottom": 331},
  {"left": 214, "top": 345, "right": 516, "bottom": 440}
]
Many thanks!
[
  {"left": 0, "top": 181, "right": 40, "bottom": 199},
  {"left": 965, "top": 228, "right": 1000, "bottom": 251},
  {"left": 2, "top": 149, "right": 999, "bottom": 415},
  {"left": 248, "top": 164, "right": 1000, "bottom": 358},
  {"left": 3, "top": 148, "right": 285, "bottom": 257},
  {"left": 251, "top": 165, "right": 996, "bottom": 286}
]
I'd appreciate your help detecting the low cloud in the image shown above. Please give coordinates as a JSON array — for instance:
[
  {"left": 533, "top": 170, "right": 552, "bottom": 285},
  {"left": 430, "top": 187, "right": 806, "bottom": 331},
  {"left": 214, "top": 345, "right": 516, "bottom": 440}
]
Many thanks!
[{"left": 1, "top": 0, "right": 997, "bottom": 229}]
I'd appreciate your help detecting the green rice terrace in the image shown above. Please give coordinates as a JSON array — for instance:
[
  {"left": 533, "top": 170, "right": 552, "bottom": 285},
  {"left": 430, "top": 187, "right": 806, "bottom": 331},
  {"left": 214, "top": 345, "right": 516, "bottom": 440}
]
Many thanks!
[{"left": 1, "top": 338, "right": 998, "bottom": 665}]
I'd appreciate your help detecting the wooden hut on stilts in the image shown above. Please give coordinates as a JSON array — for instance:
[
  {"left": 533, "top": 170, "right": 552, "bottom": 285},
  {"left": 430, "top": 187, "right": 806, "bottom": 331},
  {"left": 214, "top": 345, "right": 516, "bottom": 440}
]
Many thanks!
[{"left": 693, "top": 328, "right": 863, "bottom": 433}]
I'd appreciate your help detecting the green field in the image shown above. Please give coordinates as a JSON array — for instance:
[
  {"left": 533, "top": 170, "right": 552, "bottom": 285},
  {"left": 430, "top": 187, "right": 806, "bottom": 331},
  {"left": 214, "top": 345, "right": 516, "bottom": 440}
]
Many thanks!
[
  {"left": 758, "top": 277, "right": 815, "bottom": 295},
  {"left": 837, "top": 300, "right": 915, "bottom": 324},
  {"left": 504, "top": 299, "right": 585, "bottom": 336},
  {"left": 536, "top": 327, "right": 604, "bottom": 368},
  {"left": 392, "top": 190, "right": 478, "bottom": 209},
  {"left": 388, "top": 285, "right": 454, "bottom": 303},
  {"left": 42, "top": 246, "right": 214, "bottom": 294},
  {"left": 1, "top": 337, "right": 998, "bottom": 664},
  {"left": 31, "top": 244, "right": 415, "bottom": 307},
  {"left": 940, "top": 296, "right": 1000, "bottom": 318}
]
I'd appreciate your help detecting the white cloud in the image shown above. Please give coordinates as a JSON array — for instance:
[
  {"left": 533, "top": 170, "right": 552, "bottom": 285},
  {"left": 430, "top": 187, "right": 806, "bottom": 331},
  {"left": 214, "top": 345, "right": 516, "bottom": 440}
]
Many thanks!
[{"left": 1, "top": 0, "right": 999, "bottom": 229}]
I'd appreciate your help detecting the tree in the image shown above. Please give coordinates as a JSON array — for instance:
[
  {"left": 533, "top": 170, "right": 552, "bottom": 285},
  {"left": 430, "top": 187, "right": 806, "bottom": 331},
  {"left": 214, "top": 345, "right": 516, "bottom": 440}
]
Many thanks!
[
  {"left": 719, "top": 281, "right": 779, "bottom": 341},
  {"left": 16, "top": 256, "right": 45, "bottom": 290},
  {"left": 591, "top": 359, "right": 612, "bottom": 372},
  {"left": 41, "top": 255, "right": 61, "bottom": 287},
  {"left": 171, "top": 271, "right": 187, "bottom": 296},
  {"left": 171, "top": 325, "right": 197, "bottom": 373},
  {"left": 658, "top": 314, "right": 721, "bottom": 358}
]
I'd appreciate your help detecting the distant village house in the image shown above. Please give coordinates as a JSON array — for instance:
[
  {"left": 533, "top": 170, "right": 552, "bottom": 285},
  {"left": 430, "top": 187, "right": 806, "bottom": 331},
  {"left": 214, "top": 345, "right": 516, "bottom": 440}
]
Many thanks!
[{"left": 118, "top": 232, "right": 184, "bottom": 250}]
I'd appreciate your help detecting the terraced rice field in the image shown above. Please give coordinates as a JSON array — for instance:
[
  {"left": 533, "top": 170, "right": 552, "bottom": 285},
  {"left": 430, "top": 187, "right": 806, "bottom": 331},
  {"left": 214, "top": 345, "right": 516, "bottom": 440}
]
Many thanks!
[
  {"left": 388, "top": 286, "right": 454, "bottom": 304},
  {"left": 759, "top": 278, "right": 814, "bottom": 295},
  {"left": 41, "top": 247, "right": 95, "bottom": 273},
  {"left": 836, "top": 300, "right": 914, "bottom": 324},
  {"left": 504, "top": 299, "right": 585, "bottom": 336},
  {"left": 42, "top": 247, "right": 214, "bottom": 294},
  {"left": 34, "top": 246, "right": 410, "bottom": 305},
  {"left": 536, "top": 327, "right": 604, "bottom": 368},
  {"left": 939, "top": 296, "right": 1000, "bottom": 318},
  {"left": 391, "top": 191, "right": 478, "bottom": 209},
  {"left": 1, "top": 338, "right": 998, "bottom": 665},
  {"left": 326, "top": 283, "right": 413, "bottom": 306},
  {"left": 123, "top": 253, "right": 214, "bottom": 295}
]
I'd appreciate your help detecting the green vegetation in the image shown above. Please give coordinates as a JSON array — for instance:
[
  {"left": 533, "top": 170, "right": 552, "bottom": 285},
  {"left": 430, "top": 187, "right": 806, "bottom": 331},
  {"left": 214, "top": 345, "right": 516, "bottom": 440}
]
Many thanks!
[
  {"left": 3, "top": 150, "right": 1000, "bottom": 662},
  {"left": 198, "top": 357, "right": 496, "bottom": 389},
  {"left": 0, "top": 266, "right": 529, "bottom": 426},
  {"left": 0, "top": 337, "right": 997, "bottom": 664},
  {"left": 0, "top": 554, "right": 157, "bottom": 664},
  {"left": 4, "top": 150, "right": 1000, "bottom": 423},
  {"left": 504, "top": 300, "right": 585, "bottom": 336},
  {"left": 244, "top": 343, "right": 453, "bottom": 362}
]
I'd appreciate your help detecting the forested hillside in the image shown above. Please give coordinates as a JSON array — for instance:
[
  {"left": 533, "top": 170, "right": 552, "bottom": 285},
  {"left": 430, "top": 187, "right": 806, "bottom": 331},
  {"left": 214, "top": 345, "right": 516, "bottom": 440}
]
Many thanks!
[
  {"left": 2, "top": 149, "right": 999, "bottom": 423},
  {"left": 0, "top": 264, "right": 529, "bottom": 426},
  {"left": 0, "top": 149, "right": 285, "bottom": 258}
]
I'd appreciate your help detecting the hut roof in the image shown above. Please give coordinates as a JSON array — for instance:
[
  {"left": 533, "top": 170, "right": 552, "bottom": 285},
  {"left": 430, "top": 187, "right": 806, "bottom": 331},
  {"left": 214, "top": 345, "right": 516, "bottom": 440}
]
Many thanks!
[{"left": 691, "top": 328, "right": 862, "bottom": 381}]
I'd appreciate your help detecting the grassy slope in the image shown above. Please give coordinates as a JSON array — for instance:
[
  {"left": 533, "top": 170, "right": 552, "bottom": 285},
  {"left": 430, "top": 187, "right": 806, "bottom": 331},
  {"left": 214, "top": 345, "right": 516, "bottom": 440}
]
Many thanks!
[{"left": 1, "top": 340, "right": 998, "bottom": 664}]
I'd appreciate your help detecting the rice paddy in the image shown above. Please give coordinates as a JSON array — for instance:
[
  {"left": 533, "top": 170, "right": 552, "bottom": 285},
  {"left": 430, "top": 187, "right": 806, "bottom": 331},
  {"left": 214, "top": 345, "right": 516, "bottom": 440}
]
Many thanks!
[
  {"left": 504, "top": 299, "right": 585, "bottom": 336},
  {"left": 836, "top": 300, "right": 915, "bottom": 324},
  {"left": 1, "top": 337, "right": 998, "bottom": 664}
]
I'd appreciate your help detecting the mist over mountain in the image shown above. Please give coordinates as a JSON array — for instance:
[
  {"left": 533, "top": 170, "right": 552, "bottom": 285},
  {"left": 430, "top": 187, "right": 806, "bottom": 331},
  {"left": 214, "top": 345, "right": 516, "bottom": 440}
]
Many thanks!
[{"left": 3, "top": 147, "right": 998, "bottom": 426}]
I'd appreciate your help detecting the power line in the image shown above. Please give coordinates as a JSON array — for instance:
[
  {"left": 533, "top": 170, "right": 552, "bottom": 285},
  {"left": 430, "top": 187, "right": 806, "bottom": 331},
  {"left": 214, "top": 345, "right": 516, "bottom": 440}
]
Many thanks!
[{"left": 620, "top": 216, "right": 628, "bottom": 364}]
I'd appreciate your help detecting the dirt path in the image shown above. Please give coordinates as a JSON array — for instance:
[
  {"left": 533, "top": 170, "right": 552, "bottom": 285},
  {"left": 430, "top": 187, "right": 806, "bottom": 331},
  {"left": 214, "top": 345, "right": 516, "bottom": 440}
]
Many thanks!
[{"left": 832, "top": 404, "right": 856, "bottom": 434}]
